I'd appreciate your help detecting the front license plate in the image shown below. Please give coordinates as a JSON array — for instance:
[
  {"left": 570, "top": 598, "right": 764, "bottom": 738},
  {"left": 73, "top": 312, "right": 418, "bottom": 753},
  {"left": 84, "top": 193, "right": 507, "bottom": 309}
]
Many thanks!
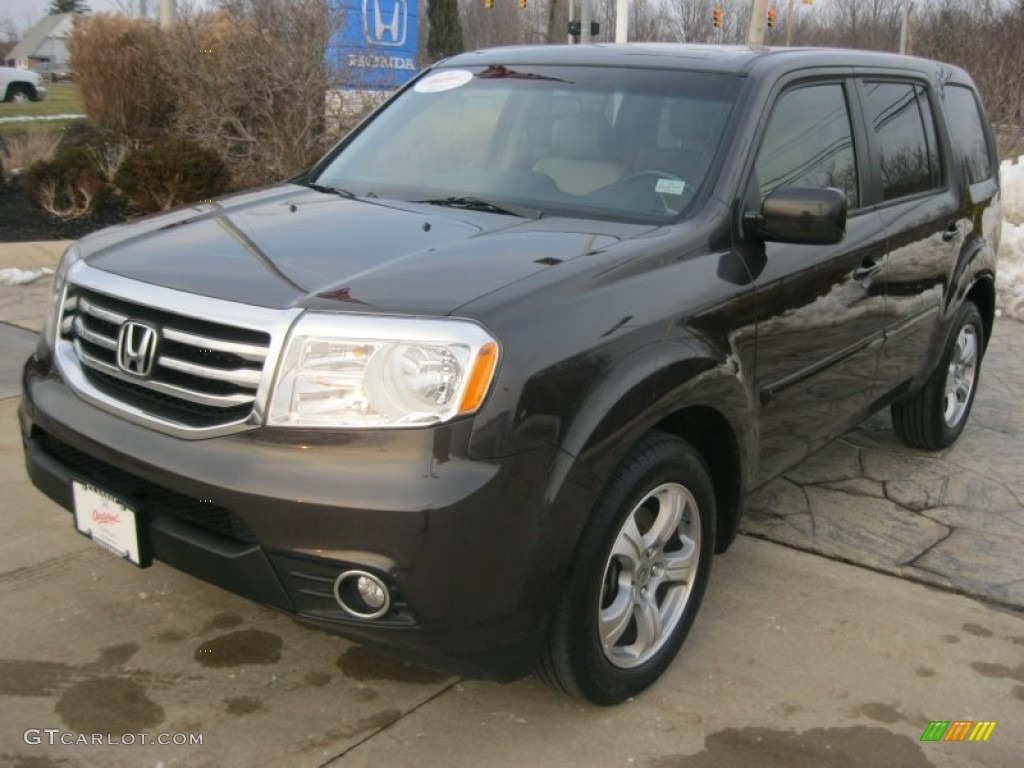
[{"left": 72, "top": 480, "right": 146, "bottom": 566}]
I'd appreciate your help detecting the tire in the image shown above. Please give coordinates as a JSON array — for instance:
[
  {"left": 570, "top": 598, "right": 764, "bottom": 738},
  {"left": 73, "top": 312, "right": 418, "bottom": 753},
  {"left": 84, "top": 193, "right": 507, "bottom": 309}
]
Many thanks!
[
  {"left": 891, "top": 301, "right": 984, "bottom": 450},
  {"left": 5, "top": 85, "right": 33, "bottom": 103},
  {"left": 537, "top": 431, "right": 715, "bottom": 705}
]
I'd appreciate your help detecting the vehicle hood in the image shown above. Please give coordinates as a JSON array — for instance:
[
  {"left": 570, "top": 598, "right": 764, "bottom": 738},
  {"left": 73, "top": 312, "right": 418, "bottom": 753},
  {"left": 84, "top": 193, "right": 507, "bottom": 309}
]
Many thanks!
[{"left": 78, "top": 184, "right": 644, "bottom": 315}]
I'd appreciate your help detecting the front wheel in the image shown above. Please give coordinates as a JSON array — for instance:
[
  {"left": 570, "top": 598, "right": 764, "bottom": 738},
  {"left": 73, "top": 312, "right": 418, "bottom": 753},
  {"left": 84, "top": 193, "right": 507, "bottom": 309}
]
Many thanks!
[
  {"left": 891, "top": 301, "right": 984, "bottom": 450},
  {"left": 537, "top": 431, "right": 715, "bottom": 705}
]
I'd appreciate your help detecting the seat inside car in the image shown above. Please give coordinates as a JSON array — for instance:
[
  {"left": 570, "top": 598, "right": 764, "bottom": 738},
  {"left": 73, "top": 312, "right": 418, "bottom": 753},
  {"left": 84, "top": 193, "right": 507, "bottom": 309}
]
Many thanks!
[{"left": 533, "top": 113, "right": 625, "bottom": 196}]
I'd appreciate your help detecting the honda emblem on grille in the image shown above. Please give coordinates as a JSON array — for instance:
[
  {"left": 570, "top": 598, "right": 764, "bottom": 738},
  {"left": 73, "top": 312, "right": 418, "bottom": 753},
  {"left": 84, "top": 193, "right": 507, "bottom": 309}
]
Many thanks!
[{"left": 117, "top": 321, "right": 159, "bottom": 377}]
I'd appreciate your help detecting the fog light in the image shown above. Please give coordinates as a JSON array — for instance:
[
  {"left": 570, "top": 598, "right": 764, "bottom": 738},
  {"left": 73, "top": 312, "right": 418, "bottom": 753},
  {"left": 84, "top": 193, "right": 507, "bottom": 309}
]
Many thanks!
[
  {"left": 333, "top": 570, "right": 391, "bottom": 619},
  {"left": 357, "top": 575, "right": 387, "bottom": 609}
]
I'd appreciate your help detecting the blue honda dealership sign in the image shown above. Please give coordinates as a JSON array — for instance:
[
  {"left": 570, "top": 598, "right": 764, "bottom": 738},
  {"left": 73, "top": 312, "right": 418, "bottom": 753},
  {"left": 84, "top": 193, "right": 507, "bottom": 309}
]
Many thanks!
[{"left": 328, "top": 0, "right": 420, "bottom": 91}]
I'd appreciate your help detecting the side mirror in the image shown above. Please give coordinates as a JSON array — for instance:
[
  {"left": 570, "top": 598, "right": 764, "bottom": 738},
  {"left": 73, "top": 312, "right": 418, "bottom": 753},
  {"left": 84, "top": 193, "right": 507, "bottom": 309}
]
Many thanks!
[{"left": 749, "top": 187, "right": 848, "bottom": 245}]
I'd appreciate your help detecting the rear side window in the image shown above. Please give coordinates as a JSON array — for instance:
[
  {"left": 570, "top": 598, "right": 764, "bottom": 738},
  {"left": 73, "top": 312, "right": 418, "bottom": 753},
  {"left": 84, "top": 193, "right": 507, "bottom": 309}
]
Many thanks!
[
  {"left": 755, "top": 83, "right": 859, "bottom": 207},
  {"left": 945, "top": 85, "right": 996, "bottom": 184},
  {"left": 861, "top": 81, "right": 942, "bottom": 200}
]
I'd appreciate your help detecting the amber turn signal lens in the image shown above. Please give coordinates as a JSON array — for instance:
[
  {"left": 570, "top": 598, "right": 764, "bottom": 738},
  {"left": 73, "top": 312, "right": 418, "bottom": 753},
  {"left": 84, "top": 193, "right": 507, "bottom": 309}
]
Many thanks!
[{"left": 458, "top": 342, "right": 499, "bottom": 414}]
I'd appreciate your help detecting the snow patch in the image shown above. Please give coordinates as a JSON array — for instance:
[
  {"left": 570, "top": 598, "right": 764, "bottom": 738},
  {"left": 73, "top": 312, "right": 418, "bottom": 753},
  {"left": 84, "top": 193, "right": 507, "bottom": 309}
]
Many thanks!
[
  {"left": 998, "top": 157, "right": 1024, "bottom": 320},
  {"left": 0, "top": 267, "right": 55, "bottom": 286}
]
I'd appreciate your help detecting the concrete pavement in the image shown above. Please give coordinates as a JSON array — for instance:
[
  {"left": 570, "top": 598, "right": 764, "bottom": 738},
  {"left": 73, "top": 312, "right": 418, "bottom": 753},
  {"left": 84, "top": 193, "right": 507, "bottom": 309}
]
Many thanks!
[{"left": 0, "top": 239, "right": 1022, "bottom": 766}]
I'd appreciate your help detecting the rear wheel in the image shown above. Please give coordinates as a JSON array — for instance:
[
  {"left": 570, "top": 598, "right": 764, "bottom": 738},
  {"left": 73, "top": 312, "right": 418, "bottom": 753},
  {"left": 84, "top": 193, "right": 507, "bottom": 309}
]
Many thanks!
[
  {"left": 537, "top": 431, "right": 715, "bottom": 705},
  {"left": 891, "top": 301, "right": 984, "bottom": 450}
]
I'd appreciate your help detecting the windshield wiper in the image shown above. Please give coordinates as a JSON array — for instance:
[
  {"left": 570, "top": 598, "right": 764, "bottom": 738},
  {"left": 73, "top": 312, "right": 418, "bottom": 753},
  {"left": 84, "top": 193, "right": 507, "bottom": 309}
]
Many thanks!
[
  {"left": 302, "top": 181, "right": 358, "bottom": 199},
  {"left": 414, "top": 196, "right": 542, "bottom": 219}
]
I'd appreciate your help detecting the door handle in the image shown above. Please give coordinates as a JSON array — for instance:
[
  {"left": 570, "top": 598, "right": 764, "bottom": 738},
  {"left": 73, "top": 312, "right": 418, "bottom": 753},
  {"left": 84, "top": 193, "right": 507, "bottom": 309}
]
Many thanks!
[
  {"left": 853, "top": 258, "right": 883, "bottom": 281},
  {"left": 942, "top": 223, "right": 962, "bottom": 242}
]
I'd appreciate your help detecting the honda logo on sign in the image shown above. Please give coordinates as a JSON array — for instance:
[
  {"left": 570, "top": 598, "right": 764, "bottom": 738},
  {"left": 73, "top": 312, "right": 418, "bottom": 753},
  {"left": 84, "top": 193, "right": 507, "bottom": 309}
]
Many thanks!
[
  {"left": 363, "top": 0, "right": 407, "bottom": 47},
  {"left": 117, "top": 321, "right": 159, "bottom": 377}
]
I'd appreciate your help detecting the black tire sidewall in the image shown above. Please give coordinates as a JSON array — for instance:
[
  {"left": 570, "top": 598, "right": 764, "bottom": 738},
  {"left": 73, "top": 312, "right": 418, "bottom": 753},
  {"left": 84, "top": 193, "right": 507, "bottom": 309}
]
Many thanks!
[
  {"left": 930, "top": 302, "right": 984, "bottom": 445},
  {"left": 563, "top": 435, "right": 716, "bottom": 704}
]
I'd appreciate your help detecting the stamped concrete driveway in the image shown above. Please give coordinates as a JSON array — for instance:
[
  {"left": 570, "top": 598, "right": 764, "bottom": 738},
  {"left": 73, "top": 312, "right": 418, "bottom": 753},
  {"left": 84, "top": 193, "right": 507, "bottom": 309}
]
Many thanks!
[{"left": 743, "top": 319, "right": 1024, "bottom": 609}]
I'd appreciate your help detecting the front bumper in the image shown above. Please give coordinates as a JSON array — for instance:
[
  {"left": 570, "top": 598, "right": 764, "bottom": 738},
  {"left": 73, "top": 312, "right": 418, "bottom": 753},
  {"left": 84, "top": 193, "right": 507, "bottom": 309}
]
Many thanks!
[{"left": 21, "top": 357, "right": 561, "bottom": 680}]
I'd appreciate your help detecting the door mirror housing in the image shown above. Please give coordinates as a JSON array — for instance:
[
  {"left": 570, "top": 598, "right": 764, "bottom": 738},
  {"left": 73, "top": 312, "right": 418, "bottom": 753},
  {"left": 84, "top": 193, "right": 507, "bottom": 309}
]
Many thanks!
[{"left": 749, "top": 187, "right": 848, "bottom": 245}]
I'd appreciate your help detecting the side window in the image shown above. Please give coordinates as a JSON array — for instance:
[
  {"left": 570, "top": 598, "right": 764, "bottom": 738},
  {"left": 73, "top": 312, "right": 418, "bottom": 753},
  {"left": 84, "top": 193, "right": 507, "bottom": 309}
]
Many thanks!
[
  {"left": 754, "top": 84, "right": 859, "bottom": 208},
  {"left": 861, "top": 81, "right": 942, "bottom": 200},
  {"left": 945, "top": 85, "right": 996, "bottom": 184}
]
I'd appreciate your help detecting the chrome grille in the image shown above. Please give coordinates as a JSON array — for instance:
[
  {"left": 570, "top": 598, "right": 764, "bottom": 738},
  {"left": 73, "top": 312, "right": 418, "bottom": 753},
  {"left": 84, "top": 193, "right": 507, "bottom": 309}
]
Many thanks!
[{"left": 61, "top": 287, "right": 272, "bottom": 429}]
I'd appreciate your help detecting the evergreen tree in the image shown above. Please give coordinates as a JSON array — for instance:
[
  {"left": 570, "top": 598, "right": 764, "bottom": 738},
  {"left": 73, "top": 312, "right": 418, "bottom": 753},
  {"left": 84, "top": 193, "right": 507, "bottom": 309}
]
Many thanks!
[
  {"left": 49, "top": 0, "right": 88, "bottom": 14},
  {"left": 426, "top": 0, "right": 464, "bottom": 62}
]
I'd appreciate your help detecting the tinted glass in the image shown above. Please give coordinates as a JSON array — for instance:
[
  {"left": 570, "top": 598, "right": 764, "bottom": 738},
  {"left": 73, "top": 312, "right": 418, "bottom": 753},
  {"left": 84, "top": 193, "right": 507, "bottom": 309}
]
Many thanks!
[
  {"left": 862, "top": 82, "right": 942, "bottom": 200},
  {"left": 755, "top": 84, "right": 858, "bottom": 207},
  {"left": 945, "top": 85, "right": 995, "bottom": 184},
  {"left": 316, "top": 66, "right": 741, "bottom": 224}
]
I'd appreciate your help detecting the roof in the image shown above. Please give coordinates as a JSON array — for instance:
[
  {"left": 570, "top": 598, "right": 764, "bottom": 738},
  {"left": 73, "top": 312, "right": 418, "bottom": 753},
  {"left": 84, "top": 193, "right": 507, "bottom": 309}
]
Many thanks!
[
  {"left": 443, "top": 43, "right": 967, "bottom": 82},
  {"left": 7, "top": 13, "right": 74, "bottom": 61}
]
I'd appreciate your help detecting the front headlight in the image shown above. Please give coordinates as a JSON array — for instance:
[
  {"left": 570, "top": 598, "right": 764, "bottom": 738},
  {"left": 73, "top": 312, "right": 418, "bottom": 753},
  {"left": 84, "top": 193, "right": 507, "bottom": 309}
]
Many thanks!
[
  {"left": 267, "top": 314, "right": 500, "bottom": 428},
  {"left": 40, "top": 243, "right": 81, "bottom": 354}
]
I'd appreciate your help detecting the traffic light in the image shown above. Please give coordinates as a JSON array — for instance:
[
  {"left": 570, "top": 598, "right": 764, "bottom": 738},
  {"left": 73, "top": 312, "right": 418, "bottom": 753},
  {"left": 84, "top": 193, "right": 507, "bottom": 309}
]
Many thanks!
[
  {"left": 767, "top": 8, "right": 777, "bottom": 28},
  {"left": 519, "top": 0, "right": 527, "bottom": 8},
  {"left": 483, "top": 0, "right": 492, "bottom": 8},
  {"left": 712, "top": 8, "right": 723, "bottom": 28}
]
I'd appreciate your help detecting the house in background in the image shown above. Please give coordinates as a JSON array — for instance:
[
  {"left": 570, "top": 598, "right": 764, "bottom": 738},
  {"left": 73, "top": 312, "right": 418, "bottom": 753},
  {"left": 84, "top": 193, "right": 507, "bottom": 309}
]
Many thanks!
[{"left": 3, "top": 14, "right": 75, "bottom": 79}]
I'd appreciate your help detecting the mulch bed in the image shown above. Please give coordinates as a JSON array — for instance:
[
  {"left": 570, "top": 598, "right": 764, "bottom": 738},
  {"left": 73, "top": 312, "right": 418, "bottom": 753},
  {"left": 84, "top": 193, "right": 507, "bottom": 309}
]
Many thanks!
[{"left": 0, "top": 176, "right": 131, "bottom": 242}]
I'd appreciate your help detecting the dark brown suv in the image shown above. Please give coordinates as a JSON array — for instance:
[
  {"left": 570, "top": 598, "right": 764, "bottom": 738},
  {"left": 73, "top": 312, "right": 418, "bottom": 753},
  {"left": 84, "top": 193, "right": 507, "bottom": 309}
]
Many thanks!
[{"left": 21, "top": 45, "right": 1001, "bottom": 705}]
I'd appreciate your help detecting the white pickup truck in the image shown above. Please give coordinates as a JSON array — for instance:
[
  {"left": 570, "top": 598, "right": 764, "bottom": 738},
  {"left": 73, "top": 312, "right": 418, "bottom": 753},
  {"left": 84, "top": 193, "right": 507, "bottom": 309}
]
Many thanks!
[{"left": 1, "top": 66, "right": 47, "bottom": 102}]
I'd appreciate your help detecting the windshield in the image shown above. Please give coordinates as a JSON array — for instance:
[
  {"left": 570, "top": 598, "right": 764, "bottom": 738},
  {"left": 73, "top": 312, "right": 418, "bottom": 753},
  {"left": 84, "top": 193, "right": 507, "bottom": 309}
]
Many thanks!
[{"left": 314, "top": 65, "right": 741, "bottom": 224}]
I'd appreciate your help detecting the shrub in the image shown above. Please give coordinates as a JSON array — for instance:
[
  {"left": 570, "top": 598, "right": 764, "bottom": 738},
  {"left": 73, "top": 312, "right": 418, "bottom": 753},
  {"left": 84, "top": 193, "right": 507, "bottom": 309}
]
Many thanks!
[
  {"left": 115, "top": 138, "right": 231, "bottom": 213},
  {"left": 165, "top": 1, "right": 331, "bottom": 187},
  {"left": 68, "top": 14, "right": 175, "bottom": 140},
  {"left": 2, "top": 128, "right": 63, "bottom": 174},
  {"left": 24, "top": 146, "right": 106, "bottom": 218}
]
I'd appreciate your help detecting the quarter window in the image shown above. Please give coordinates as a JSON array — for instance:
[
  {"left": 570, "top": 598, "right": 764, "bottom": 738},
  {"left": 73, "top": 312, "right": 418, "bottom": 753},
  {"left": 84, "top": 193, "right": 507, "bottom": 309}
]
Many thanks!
[
  {"left": 945, "top": 85, "right": 996, "bottom": 185},
  {"left": 861, "top": 82, "right": 942, "bottom": 200},
  {"left": 755, "top": 84, "right": 859, "bottom": 208}
]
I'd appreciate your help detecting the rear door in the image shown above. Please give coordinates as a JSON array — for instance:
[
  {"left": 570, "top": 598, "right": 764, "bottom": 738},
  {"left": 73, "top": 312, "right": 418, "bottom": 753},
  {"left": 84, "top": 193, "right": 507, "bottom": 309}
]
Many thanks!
[{"left": 855, "top": 79, "right": 962, "bottom": 393}]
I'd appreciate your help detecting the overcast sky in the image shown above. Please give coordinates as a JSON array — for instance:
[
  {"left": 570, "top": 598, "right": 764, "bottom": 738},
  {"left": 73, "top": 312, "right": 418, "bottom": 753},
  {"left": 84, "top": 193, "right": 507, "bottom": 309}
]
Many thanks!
[{"left": 3, "top": 1, "right": 149, "bottom": 34}]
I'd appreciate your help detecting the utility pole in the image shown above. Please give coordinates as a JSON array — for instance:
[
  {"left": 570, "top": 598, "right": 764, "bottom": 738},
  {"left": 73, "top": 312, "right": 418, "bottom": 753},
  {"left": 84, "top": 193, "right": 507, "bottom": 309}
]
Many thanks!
[
  {"left": 786, "top": 0, "right": 795, "bottom": 46},
  {"left": 581, "top": 0, "right": 592, "bottom": 43},
  {"left": 899, "top": 2, "right": 913, "bottom": 54},
  {"left": 568, "top": 0, "right": 576, "bottom": 44},
  {"left": 159, "top": 0, "right": 175, "bottom": 29},
  {"left": 748, "top": 0, "right": 770, "bottom": 46},
  {"left": 615, "top": 0, "right": 627, "bottom": 42}
]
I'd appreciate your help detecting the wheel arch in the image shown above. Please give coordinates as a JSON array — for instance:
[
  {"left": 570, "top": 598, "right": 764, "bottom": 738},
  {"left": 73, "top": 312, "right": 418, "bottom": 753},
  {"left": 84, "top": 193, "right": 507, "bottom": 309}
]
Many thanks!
[{"left": 965, "top": 273, "right": 995, "bottom": 354}]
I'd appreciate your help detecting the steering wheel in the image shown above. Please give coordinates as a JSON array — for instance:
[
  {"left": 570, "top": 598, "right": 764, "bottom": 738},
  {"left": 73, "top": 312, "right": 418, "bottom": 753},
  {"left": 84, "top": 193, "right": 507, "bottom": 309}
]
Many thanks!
[{"left": 619, "top": 170, "right": 688, "bottom": 213}]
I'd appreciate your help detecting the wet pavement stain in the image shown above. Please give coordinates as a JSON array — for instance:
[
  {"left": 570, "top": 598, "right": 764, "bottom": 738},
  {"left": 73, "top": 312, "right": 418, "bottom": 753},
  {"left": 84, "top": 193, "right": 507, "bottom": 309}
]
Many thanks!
[
  {"left": 300, "top": 709, "right": 402, "bottom": 751},
  {"left": 914, "top": 666, "right": 937, "bottom": 678},
  {"left": 969, "top": 661, "right": 1024, "bottom": 682},
  {"left": 645, "top": 726, "right": 935, "bottom": 768},
  {"left": 1013, "top": 685, "right": 1024, "bottom": 701},
  {"left": 98, "top": 642, "right": 140, "bottom": 667},
  {"left": 1007, "top": 635, "right": 1024, "bottom": 646},
  {"left": 156, "top": 629, "right": 187, "bottom": 644},
  {"left": 203, "top": 613, "right": 244, "bottom": 631},
  {"left": 858, "top": 703, "right": 902, "bottom": 724},
  {"left": 304, "top": 671, "right": 332, "bottom": 687},
  {"left": 194, "top": 630, "right": 282, "bottom": 668},
  {"left": 0, "top": 659, "right": 73, "bottom": 697},
  {"left": 336, "top": 646, "right": 448, "bottom": 684},
  {"left": 224, "top": 695, "right": 264, "bottom": 715},
  {"left": 962, "top": 623, "right": 993, "bottom": 637},
  {"left": 2, "top": 755, "right": 73, "bottom": 767},
  {"left": 939, "top": 634, "right": 960, "bottom": 644},
  {"left": 0, "top": 658, "right": 201, "bottom": 697},
  {"left": 55, "top": 677, "right": 165, "bottom": 733}
]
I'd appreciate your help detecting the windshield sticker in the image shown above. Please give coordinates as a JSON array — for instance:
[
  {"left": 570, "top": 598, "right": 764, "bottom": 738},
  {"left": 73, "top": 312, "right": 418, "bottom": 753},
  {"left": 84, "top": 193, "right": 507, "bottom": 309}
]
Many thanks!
[
  {"left": 655, "top": 179, "right": 686, "bottom": 196},
  {"left": 414, "top": 70, "right": 474, "bottom": 94}
]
